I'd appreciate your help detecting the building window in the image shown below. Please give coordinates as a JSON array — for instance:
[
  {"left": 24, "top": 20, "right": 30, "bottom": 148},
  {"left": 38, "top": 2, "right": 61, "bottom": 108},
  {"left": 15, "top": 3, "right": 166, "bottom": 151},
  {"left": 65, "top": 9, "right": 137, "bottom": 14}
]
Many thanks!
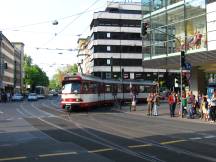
[
  {"left": 107, "top": 33, "right": 110, "bottom": 38},
  {"left": 107, "top": 46, "right": 111, "bottom": 51}
]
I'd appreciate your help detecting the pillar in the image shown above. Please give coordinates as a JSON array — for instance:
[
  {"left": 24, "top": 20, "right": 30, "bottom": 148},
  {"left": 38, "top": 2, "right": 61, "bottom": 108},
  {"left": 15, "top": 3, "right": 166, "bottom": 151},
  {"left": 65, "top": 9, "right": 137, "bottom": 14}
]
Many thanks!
[{"left": 190, "top": 66, "right": 206, "bottom": 97}]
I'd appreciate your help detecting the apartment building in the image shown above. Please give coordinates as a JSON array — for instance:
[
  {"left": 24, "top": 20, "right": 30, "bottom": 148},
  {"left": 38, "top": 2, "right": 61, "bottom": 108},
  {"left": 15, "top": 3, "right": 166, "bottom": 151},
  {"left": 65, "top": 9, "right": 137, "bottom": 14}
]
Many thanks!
[{"left": 0, "top": 32, "right": 24, "bottom": 92}]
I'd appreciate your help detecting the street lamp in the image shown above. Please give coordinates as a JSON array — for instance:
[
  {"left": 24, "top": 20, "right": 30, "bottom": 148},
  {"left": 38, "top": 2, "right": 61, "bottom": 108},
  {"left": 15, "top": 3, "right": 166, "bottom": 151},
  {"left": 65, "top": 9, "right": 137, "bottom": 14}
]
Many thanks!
[{"left": 52, "top": 20, "right": 58, "bottom": 25}]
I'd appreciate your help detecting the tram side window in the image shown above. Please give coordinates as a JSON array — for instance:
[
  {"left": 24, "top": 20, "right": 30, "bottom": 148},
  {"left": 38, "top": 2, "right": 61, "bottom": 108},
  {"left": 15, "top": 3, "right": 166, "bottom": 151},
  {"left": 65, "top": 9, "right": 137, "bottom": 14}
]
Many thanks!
[
  {"left": 139, "top": 85, "right": 145, "bottom": 93},
  {"left": 117, "top": 84, "right": 122, "bottom": 93},
  {"left": 123, "top": 84, "right": 131, "bottom": 93},
  {"left": 112, "top": 84, "right": 118, "bottom": 94},
  {"left": 146, "top": 86, "right": 152, "bottom": 93},
  {"left": 98, "top": 83, "right": 104, "bottom": 93},
  {"left": 105, "top": 84, "right": 111, "bottom": 93},
  {"left": 82, "top": 82, "right": 89, "bottom": 93},
  {"left": 92, "top": 83, "right": 98, "bottom": 93},
  {"left": 88, "top": 82, "right": 97, "bottom": 93}
]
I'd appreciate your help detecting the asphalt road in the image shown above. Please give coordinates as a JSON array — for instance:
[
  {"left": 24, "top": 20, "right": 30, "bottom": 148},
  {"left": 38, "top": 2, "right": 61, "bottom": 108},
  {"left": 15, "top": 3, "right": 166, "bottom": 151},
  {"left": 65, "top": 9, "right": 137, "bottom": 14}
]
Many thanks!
[{"left": 0, "top": 97, "right": 216, "bottom": 162}]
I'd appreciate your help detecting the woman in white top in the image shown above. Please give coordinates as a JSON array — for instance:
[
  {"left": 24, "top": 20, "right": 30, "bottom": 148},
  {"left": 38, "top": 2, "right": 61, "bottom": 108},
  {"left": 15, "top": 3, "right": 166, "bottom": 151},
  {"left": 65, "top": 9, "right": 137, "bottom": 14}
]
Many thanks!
[{"left": 209, "top": 92, "right": 216, "bottom": 122}]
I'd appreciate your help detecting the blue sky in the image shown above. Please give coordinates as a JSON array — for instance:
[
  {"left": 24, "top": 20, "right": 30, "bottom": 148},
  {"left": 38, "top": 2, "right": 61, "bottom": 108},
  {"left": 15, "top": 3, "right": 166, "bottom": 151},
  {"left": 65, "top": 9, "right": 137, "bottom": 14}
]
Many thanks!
[{"left": 0, "top": 0, "right": 112, "bottom": 78}]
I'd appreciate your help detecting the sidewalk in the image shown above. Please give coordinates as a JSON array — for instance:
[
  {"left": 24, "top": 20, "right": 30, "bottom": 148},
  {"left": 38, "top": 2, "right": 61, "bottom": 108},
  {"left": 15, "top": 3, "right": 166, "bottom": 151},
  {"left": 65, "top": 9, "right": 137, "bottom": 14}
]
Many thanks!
[{"left": 111, "top": 102, "right": 216, "bottom": 125}]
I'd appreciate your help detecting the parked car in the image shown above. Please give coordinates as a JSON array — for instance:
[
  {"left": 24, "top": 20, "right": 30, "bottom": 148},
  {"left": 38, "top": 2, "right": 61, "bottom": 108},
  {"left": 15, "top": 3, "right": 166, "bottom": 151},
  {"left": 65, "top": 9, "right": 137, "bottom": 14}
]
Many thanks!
[
  {"left": 11, "top": 93, "right": 24, "bottom": 101},
  {"left": 27, "top": 93, "right": 38, "bottom": 101},
  {"left": 37, "top": 94, "right": 45, "bottom": 99}
]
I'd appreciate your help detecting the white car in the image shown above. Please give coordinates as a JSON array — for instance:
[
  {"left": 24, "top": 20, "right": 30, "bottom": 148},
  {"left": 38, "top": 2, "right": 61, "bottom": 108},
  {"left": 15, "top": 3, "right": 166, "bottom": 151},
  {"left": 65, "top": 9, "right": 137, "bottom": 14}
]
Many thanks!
[
  {"left": 28, "top": 93, "right": 38, "bottom": 101},
  {"left": 12, "top": 93, "right": 24, "bottom": 101},
  {"left": 37, "top": 94, "right": 45, "bottom": 99}
]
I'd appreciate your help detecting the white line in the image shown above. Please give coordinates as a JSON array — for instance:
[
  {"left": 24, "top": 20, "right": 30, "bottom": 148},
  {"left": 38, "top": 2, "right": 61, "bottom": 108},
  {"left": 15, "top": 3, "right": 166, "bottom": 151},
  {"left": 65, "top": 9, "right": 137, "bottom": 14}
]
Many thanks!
[
  {"left": 0, "top": 111, "right": 3, "bottom": 114},
  {"left": 39, "top": 151, "right": 77, "bottom": 157},
  {"left": 6, "top": 118, "right": 13, "bottom": 121},
  {"left": 38, "top": 117, "right": 113, "bottom": 148},
  {"left": 31, "top": 103, "right": 55, "bottom": 117},
  {"left": 189, "top": 137, "right": 202, "bottom": 140},
  {"left": 42, "top": 102, "right": 62, "bottom": 113},
  {"left": 16, "top": 108, "right": 26, "bottom": 116},
  {"left": 204, "top": 135, "right": 216, "bottom": 139},
  {"left": 0, "top": 156, "right": 27, "bottom": 161}
]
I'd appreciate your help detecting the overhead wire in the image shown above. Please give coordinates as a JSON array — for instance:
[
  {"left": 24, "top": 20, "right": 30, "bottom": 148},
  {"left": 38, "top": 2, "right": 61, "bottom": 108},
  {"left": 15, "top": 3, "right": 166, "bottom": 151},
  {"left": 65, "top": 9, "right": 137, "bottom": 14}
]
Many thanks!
[
  {"left": 39, "top": 0, "right": 102, "bottom": 47},
  {"left": 36, "top": 0, "right": 142, "bottom": 51},
  {"left": 1, "top": 5, "right": 103, "bottom": 31}
]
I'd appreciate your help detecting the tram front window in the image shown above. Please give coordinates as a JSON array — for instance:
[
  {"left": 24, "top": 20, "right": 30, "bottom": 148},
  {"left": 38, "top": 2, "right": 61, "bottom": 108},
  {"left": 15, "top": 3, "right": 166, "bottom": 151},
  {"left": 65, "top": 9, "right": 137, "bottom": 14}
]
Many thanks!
[{"left": 62, "top": 82, "right": 80, "bottom": 94}]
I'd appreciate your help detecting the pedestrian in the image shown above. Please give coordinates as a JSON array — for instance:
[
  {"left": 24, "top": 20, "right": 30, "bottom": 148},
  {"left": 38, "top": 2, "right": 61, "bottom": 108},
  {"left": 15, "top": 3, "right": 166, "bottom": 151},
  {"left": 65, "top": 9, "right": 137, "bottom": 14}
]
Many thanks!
[
  {"left": 180, "top": 91, "right": 187, "bottom": 117},
  {"left": 131, "top": 91, "right": 136, "bottom": 111},
  {"left": 147, "top": 92, "right": 153, "bottom": 116},
  {"left": 168, "top": 92, "right": 177, "bottom": 117},
  {"left": 186, "top": 91, "right": 195, "bottom": 119},
  {"left": 201, "top": 96, "right": 208, "bottom": 121},
  {"left": 209, "top": 91, "right": 216, "bottom": 123},
  {"left": 153, "top": 93, "right": 160, "bottom": 116},
  {"left": 2, "top": 92, "right": 7, "bottom": 103},
  {"left": 7, "top": 92, "right": 11, "bottom": 102}
]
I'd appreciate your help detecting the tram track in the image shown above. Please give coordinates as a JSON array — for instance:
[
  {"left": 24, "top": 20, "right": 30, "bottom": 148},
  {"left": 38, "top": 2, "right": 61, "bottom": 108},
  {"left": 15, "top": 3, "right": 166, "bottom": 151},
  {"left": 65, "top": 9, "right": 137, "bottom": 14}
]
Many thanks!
[
  {"left": 21, "top": 101, "right": 166, "bottom": 162},
  {"left": 28, "top": 100, "right": 216, "bottom": 162}
]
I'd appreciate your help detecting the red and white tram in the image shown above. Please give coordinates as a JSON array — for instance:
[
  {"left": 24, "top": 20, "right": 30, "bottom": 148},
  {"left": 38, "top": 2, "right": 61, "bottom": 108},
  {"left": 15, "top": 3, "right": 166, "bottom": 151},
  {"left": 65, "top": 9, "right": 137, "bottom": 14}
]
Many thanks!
[{"left": 60, "top": 74, "right": 157, "bottom": 111}]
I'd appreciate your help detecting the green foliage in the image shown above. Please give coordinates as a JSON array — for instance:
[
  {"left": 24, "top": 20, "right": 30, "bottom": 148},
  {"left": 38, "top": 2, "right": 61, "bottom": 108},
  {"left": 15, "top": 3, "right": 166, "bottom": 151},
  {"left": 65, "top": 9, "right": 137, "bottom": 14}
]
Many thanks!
[
  {"left": 49, "top": 64, "right": 78, "bottom": 90},
  {"left": 23, "top": 55, "right": 49, "bottom": 91}
]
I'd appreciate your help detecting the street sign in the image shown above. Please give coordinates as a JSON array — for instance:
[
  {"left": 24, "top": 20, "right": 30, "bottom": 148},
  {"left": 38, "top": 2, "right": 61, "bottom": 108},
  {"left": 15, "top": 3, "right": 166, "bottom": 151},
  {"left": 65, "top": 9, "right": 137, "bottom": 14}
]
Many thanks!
[{"left": 185, "top": 63, "right": 192, "bottom": 70}]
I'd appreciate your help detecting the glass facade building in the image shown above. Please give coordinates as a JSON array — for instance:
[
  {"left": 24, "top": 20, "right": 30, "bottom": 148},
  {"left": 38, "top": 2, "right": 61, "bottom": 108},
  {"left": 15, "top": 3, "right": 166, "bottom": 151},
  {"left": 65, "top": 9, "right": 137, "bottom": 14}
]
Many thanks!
[{"left": 142, "top": 0, "right": 208, "bottom": 61}]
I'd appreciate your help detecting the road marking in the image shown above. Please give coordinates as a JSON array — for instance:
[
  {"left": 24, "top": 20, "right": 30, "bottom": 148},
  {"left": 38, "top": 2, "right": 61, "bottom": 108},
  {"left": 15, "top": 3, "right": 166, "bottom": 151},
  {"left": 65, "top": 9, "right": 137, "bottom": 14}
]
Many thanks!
[
  {"left": 204, "top": 135, "right": 216, "bottom": 139},
  {"left": 0, "top": 111, "right": 3, "bottom": 114},
  {"left": 6, "top": 118, "right": 13, "bottom": 121},
  {"left": 0, "top": 156, "right": 27, "bottom": 161},
  {"left": 32, "top": 103, "right": 56, "bottom": 117},
  {"left": 128, "top": 144, "right": 152, "bottom": 148},
  {"left": 88, "top": 148, "right": 113, "bottom": 153},
  {"left": 189, "top": 137, "right": 202, "bottom": 140},
  {"left": 160, "top": 139, "right": 187, "bottom": 145},
  {"left": 39, "top": 151, "right": 77, "bottom": 157}
]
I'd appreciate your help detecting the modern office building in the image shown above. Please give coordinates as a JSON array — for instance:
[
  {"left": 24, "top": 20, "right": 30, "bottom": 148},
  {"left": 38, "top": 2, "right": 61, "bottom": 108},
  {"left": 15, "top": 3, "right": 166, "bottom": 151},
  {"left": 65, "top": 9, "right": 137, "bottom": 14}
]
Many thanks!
[
  {"left": 0, "top": 32, "right": 24, "bottom": 93},
  {"left": 79, "top": 1, "right": 165, "bottom": 80},
  {"left": 141, "top": 0, "right": 216, "bottom": 95}
]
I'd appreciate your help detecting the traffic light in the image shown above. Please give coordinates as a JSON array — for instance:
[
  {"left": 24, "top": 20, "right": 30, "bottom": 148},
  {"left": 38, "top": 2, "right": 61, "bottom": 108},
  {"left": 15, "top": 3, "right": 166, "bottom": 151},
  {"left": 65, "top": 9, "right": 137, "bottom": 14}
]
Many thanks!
[
  {"left": 142, "top": 23, "right": 148, "bottom": 36},
  {"left": 181, "top": 51, "right": 186, "bottom": 68},
  {"left": 174, "top": 78, "right": 179, "bottom": 87}
]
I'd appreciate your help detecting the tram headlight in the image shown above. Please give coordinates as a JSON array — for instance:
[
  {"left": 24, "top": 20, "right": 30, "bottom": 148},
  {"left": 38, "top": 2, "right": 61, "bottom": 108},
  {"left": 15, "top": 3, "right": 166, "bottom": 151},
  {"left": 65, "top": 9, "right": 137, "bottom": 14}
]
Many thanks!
[{"left": 76, "top": 98, "right": 83, "bottom": 102}]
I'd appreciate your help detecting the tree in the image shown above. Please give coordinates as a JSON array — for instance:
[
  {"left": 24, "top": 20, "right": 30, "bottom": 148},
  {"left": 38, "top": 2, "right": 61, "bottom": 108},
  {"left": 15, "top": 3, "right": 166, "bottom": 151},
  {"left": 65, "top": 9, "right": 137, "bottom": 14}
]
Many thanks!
[
  {"left": 23, "top": 55, "right": 49, "bottom": 91},
  {"left": 24, "top": 55, "right": 32, "bottom": 66},
  {"left": 49, "top": 64, "right": 78, "bottom": 90}
]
